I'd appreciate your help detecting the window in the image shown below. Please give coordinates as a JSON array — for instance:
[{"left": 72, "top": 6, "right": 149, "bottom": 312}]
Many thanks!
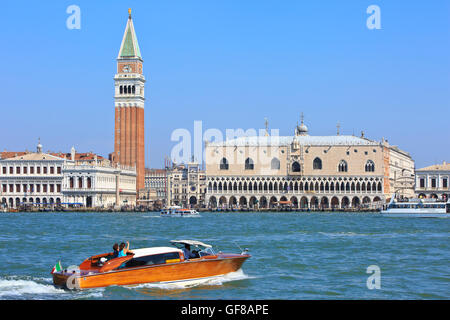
[
  {"left": 2, "top": 184, "right": 6, "bottom": 193},
  {"left": 292, "top": 161, "right": 301, "bottom": 172},
  {"left": 443, "top": 178, "right": 448, "bottom": 189},
  {"left": 50, "top": 184, "right": 54, "bottom": 193},
  {"left": 50, "top": 167, "right": 54, "bottom": 174},
  {"left": 2, "top": 167, "right": 6, "bottom": 174},
  {"left": 431, "top": 178, "right": 436, "bottom": 188},
  {"left": 37, "top": 167, "right": 41, "bottom": 174},
  {"left": 219, "top": 158, "right": 229, "bottom": 170},
  {"left": 9, "top": 167, "right": 13, "bottom": 174},
  {"left": 57, "top": 167, "right": 61, "bottom": 174},
  {"left": 338, "top": 160, "right": 348, "bottom": 172},
  {"left": 420, "top": 178, "right": 425, "bottom": 188},
  {"left": 365, "top": 160, "right": 375, "bottom": 172},
  {"left": 43, "top": 185, "right": 47, "bottom": 193},
  {"left": 125, "top": 252, "right": 181, "bottom": 268},
  {"left": 23, "top": 167, "right": 27, "bottom": 174},
  {"left": 245, "top": 158, "right": 254, "bottom": 170},
  {"left": 271, "top": 158, "right": 280, "bottom": 170},
  {"left": 30, "top": 167, "right": 34, "bottom": 174},
  {"left": 16, "top": 167, "right": 20, "bottom": 174},
  {"left": 43, "top": 167, "right": 47, "bottom": 174},
  {"left": 313, "top": 158, "right": 322, "bottom": 170}
]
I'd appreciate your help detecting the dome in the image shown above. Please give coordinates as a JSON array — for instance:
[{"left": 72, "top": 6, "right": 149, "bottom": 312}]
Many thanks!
[
  {"left": 37, "top": 139, "right": 43, "bottom": 153},
  {"left": 298, "top": 123, "right": 308, "bottom": 135},
  {"left": 295, "top": 113, "right": 309, "bottom": 136}
]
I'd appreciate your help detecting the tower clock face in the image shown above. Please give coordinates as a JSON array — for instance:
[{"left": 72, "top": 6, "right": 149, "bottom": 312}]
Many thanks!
[{"left": 122, "top": 65, "right": 131, "bottom": 72}]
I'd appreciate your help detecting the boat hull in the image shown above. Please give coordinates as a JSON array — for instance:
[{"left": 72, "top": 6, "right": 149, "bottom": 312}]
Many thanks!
[
  {"left": 380, "top": 212, "right": 450, "bottom": 218},
  {"left": 380, "top": 208, "right": 450, "bottom": 218},
  {"left": 53, "top": 254, "right": 249, "bottom": 289}
]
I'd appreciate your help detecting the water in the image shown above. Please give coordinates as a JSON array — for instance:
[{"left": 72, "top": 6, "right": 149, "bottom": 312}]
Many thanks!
[{"left": 0, "top": 211, "right": 448, "bottom": 300}]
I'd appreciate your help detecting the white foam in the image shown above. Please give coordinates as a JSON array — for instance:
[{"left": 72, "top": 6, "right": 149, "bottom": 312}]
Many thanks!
[
  {"left": 0, "top": 278, "right": 65, "bottom": 297},
  {"left": 0, "top": 277, "right": 104, "bottom": 299},
  {"left": 124, "top": 269, "right": 253, "bottom": 290}
]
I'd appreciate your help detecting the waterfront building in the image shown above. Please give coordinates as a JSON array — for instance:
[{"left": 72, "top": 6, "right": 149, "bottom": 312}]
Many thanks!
[
  {"left": 62, "top": 162, "right": 136, "bottom": 208},
  {"left": 0, "top": 142, "right": 136, "bottom": 209},
  {"left": 204, "top": 117, "right": 414, "bottom": 210},
  {"left": 0, "top": 142, "right": 65, "bottom": 208},
  {"left": 167, "top": 161, "right": 207, "bottom": 208},
  {"left": 141, "top": 168, "right": 169, "bottom": 208},
  {"left": 110, "top": 9, "right": 146, "bottom": 192},
  {"left": 383, "top": 140, "right": 415, "bottom": 199},
  {"left": 415, "top": 161, "right": 450, "bottom": 201}
]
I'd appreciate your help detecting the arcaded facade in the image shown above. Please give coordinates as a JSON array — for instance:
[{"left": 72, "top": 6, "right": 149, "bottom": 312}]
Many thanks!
[{"left": 204, "top": 120, "right": 408, "bottom": 210}]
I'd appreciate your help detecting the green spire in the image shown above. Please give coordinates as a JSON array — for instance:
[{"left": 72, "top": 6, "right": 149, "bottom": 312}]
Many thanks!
[{"left": 118, "top": 11, "right": 142, "bottom": 59}]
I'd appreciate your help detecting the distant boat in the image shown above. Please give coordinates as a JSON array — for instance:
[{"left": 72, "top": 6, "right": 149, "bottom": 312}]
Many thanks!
[
  {"left": 52, "top": 239, "right": 250, "bottom": 289},
  {"left": 381, "top": 195, "right": 450, "bottom": 218},
  {"left": 160, "top": 206, "right": 200, "bottom": 217}
]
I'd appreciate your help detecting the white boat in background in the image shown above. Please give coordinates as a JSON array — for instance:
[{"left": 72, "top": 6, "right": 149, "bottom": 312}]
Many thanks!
[
  {"left": 160, "top": 206, "right": 200, "bottom": 217},
  {"left": 381, "top": 195, "right": 450, "bottom": 218}
]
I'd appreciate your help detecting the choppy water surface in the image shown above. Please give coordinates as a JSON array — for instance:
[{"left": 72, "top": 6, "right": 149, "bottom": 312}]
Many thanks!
[{"left": 0, "top": 212, "right": 448, "bottom": 299}]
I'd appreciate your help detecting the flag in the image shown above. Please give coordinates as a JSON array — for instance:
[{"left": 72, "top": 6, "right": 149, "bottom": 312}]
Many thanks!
[{"left": 51, "top": 261, "right": 62, "bottom": 274}]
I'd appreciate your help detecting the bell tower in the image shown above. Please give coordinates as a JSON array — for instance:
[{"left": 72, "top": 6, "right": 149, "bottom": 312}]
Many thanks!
[{"left": 113, "top": 9, "right": 146, "bottom": 191}]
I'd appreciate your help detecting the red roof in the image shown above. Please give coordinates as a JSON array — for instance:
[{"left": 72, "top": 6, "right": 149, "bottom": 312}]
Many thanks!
[{"left": 1, "top": 150, "right": 105, "bottom": 161}]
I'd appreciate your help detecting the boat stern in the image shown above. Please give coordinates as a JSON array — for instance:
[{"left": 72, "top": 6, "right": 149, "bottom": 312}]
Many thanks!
[{"left": 52, "top": 272, "right": 70, "bottom": 288}]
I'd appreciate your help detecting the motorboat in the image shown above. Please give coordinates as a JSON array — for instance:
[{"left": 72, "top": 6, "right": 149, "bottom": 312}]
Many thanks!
[
  {"left": 52, "top": 240, "right": 250, "bottom": 289},
  {"left": 381, "top": 195, "right": 450, "bottom": 218},
  {"left": 160, "top": 206, "right": 200, "bottom": 217}
]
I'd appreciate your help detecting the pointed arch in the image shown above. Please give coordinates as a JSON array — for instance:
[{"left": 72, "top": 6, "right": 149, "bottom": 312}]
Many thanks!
[
  {"left": 271, "top": 157, "right": 281, "bottom": 170},
  {"left": 313, "top": 157, "right": 322, "bottom": 170},
  {"left": 245, "top": 157, "right": 254, "bottom": 170},
  {"left": 338, "top": 160, "right": 348, "bottom": 172},
  {"left": 292, "top": 161, "right": 301, "bottom": 172},
  {"left": 365, "top": 160, "right": 375, "bottom": 172},
  {"left": 220, "top": 157, "right": 229, "bottom": 170}
]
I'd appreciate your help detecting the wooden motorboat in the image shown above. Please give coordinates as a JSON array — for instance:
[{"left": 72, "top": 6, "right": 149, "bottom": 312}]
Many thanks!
[{"left": 52, "top": 240, "right": 250, "bottom": 289}]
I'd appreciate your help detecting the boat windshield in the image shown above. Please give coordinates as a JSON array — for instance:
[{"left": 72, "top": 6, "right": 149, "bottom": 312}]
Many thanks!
[{"left": 170, "top": 240, "right": 215, "bottom": 256}]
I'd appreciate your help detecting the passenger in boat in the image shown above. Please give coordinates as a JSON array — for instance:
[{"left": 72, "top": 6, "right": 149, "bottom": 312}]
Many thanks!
[
  {"left": 118, "top": 241, "right": 132, "bottom": 257},
  {"left": 182, "top": 244, "right": 197, "bottom": 260},
  {"left": 117, "top": 241, "right": 132, "bottom": 269},
  {"left": 112, "top": 243, "right": 119, "bottom": 258}
]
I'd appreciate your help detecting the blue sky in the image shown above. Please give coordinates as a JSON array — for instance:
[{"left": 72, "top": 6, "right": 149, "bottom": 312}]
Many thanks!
[{"left": 0, "top": 0, "right": 449, "bottom": 168}]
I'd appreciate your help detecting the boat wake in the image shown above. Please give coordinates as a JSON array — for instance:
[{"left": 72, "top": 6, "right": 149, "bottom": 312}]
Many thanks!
[
  {"left": 125, "top": 269, "right": 252, "bottom": 291},
  {"left": 0, "top": 276, "right": 103, "bottom": 299}
]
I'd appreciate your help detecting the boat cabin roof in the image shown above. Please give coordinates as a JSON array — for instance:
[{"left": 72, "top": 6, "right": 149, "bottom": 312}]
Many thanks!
[
  {"left": 132, "top": 247, "right": 182, "bottom": 258},
  {"left": 171, "top": 240, "right": 212, "bottom": 248}
]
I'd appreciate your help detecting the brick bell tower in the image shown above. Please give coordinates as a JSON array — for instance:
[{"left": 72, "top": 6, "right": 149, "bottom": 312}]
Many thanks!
[{"left": 113, "top": 9, "right": 145, "bottom": 192}]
